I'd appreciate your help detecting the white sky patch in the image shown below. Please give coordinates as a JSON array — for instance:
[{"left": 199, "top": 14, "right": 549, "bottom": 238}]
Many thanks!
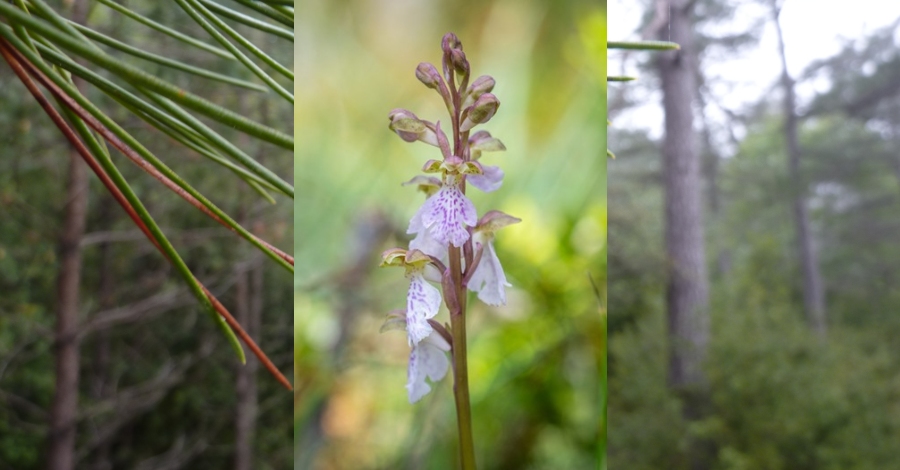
[{"left": 608, "top": 0, "right": 900, "bottom": 142}]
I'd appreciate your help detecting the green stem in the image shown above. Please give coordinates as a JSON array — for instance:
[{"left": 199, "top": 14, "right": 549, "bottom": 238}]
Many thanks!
[
  {"left": 607, "top": 40, "right": 680, "bottom": 50},
  {"left": 449, "top": 246, "right": 476, "bottom": 470}
]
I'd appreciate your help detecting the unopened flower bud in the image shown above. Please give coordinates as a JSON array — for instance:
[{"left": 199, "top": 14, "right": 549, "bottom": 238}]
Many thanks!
[
  {"left": 388, "top": 109, "right": 439, "bottom": 147},
  {"left": 450, "top": 49, "right": 469, "bottom": 76},
  {"left": 388, "top": 109, "right": 422, "bottom": 142},
  {"left": 463, "top": 75, "right": 495, "bottom": 108},
  {"left": 460, "top": 93, "right": 500, "bottom": 132},
  {"left": 442, "top": 32, "right": 462, "bottom": 55},
  {"left": 416, "top": 62, "right": 442, "bottom": 89}
]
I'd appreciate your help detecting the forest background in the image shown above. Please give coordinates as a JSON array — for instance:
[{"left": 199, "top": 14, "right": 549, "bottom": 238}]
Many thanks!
[{"left": 608, "top": 0, "right": 900, "bottom": 468}]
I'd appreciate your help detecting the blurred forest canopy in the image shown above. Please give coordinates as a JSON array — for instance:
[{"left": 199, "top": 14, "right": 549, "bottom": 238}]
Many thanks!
[
  {"left": 295, "top": 0, "right": 605, "bottom": 468},
  {"left": 0, "top": 0, "right": 292, "bottom": 468},
  {"left": 609, "top": 1, "right": 900, "bottom": 468}
]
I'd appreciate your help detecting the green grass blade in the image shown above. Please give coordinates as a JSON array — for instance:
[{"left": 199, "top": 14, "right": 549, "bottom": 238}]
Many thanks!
[
  {"left": 188, "top": 0, "right": 293, "bottom": 80},
  {"left": 174, "top": 0, "right": 293, "bottom": 103},
  {"left": 198, "top": 0, "right": 293, "bottom": 42},
  {"left": 11, "top": 0, "right": 39, "bottom": 54},
  {"left": 137, "top": 90, "right": 294, "bottom": 198},
  {"left": 0, "top": 2, "right": 294, "bottom": 149},
  {"left": 68, "top": 21, "right": 269, "bottom": 91},
  {"left": 230, "top": 0, "right": 293, "bottom": 28},
  {"left": 30, "top": 38, "right": 292, "bottom": 200},
  {"left": 607, "top": 40, "right": 679, "bottom": 50},
  {"left": 268, "top": 4, "right": 293, "bottom": 19},
  {"left": 131, "top": 103, "right": 281, "bottom": 200},
  {"left": 24, "top": 0, "right": 102, "bottom": 53},
  {"left": 94, "top": 0, "right": 236, "bottom": 60}
]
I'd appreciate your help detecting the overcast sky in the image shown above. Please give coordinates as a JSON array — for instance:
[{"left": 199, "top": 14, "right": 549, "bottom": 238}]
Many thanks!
[{"left": 608, "top": 0, "right": 900, "bottom": 144}]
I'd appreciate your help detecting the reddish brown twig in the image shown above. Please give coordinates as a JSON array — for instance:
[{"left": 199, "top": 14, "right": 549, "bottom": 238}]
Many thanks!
[{"left": 0, "top": 38, "right": 292, "bottom": 391}]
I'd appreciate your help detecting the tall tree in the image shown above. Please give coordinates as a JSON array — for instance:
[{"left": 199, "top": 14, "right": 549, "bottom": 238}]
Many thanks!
[
  {"left": 46, "top": 3, "right": 90, "bottom": 468},
  {"left": 656, "top": 0, "right": 711, "bottom": 467},
  {"left": 771, "top": 0, "right": 827, "bottom": 337}
]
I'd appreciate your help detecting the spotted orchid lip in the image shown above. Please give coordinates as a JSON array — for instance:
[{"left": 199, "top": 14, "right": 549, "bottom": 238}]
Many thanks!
[{"left": 411, "top": 175, "right": 478, "bottom": 248}]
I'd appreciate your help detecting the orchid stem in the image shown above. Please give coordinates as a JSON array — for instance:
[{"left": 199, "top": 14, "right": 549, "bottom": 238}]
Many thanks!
[{"left": 449, "top": 246, "right": 476, "bottom": 470}]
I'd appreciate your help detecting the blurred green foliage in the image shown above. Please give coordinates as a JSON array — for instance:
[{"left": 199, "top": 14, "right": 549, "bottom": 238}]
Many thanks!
[{"left": 295, "top": 1, "right": 605, "bottom": 468}]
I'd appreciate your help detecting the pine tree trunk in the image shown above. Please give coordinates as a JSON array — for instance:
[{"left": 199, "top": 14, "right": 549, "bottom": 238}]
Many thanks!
[
  {"left": 659, "top": 0, "right": 710, "bottom": 393},
  {"left": 46, "top": 4, "right": 90, "bottom": 468},
  {"left": 234, "top": 257, "right": 261, "bottom": 470},
  {"left": 46, "top": 137, "right": 89, "bottom": 470},
  {"left": 771, "top": 0, "right": 827, "bottom": 338},
  {"left": 46, "top": 99, "right": 89, "bottom": 470},
  {"left": 657, "top": 1, "right": 712, "bottom": 468}
]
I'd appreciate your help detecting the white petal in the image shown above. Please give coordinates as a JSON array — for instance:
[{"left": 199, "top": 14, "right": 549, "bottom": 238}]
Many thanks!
[
  {"left": 467, "top": 240, "right": 510, "bottom": 306},
  {"left": 406, "top": 332, "right": 451, "bottom": 404},
  {"left": 405, "top": 273, "right": 441, "bottom": 345},
  {"left": 409, "top": 228, "right": 448, "bottom": 261},
  {"left": 407, "top": 204, "right": 426, "bottom": 235},
  {"left": 467, "top": 165, "right": 504, "bottom": 193}
]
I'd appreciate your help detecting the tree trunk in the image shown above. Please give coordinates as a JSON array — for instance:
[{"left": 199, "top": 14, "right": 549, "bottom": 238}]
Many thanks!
[
  {"left": 658, "top": 0, "right": 710, "bottom": 393},
  {"left": 771, "top": 0, "right": 827, "bottom": 338},
  {"left": 46, "top": 125, "right": 89, "bottom": 470},
  {"left": 657, "top": 0, "right": 712, "bottom": 468},
  {"left": 47, "top": 4, "right": 90, "bottom": 469},
  {"left": 90, "top": 195, "right": 115, "bottom": 470},
  {"left": 233, "top": 257, "right": 261, "bottom": 470}
]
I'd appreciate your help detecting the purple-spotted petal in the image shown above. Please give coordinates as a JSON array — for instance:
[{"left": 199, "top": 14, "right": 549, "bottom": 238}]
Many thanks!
[
  {"left": 467, "top": 237, "right": 510, "bottom": 306},
  {"left": 417, "top": 178, "right": 477, "bottom": 247},
  {"left": 467, "top": 165, "right": 504, "bottom": 193},
  {"left": 406, "top": 271, "right": 441, "bottom": 345},
  {"left": 406, "top": 331, "right": 451, "bottom": 403}
]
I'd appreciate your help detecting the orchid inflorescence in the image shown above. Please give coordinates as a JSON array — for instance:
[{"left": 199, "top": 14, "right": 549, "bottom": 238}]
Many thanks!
[{"left": 381, "top": 33, "right": 520, "bottom": 404}]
